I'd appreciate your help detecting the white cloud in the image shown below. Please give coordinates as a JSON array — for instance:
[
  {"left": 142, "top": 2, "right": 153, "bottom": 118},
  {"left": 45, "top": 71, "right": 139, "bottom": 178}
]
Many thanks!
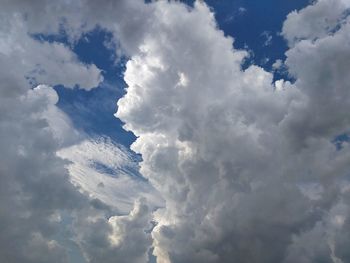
[
  {"left": 0, "top": 14, "right": 103, "bottom": 90},
  {"left": 26, "top": 85, "right": 83, "bottom": 147},
  {"left": 272, "top": 59, "right": 283, "bottom": 70},
  {"left": 282, "top": 0, "right": 350, "bottom": 47},
  {"left": 107, "top": 198, "right": 153, "bottom": 263},
  {"left": 116, "top": 0, "right": 350, "bottom": 262},
  {"left": 238, "top": 7, "right": 247, "bottom": 14},
  {"left": 261, "top": 31, "right": 273, "bottom": 46},
  {"left": 58, "top": 137, "right": 163, "bottom": 214}
]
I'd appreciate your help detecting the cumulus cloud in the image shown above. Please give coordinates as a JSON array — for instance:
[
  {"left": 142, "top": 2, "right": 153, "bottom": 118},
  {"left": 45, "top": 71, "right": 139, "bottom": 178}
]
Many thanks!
[
  {"left": 0, "top": 80, "right": 155, "bottom": 263},
  {"left": 73, "top": 198, "right": 153, "bottom": 263},
  {"left": 1, "top": 0, "right": 155, "bottom": 56},
  {"left": 0, "top": 15, "right": 102, "bottom": 90},
  {"left": 0, "top": 1, "right": 154, "bottom": 262},
  {"left": 283, "top": 0, "right": 350, "bottom": 47},
  {"left": 116, "top": 0, "right": 350, "bottom": 262},
  {"left": 0, "top": 82, "right": 85, "bottom": 262}
]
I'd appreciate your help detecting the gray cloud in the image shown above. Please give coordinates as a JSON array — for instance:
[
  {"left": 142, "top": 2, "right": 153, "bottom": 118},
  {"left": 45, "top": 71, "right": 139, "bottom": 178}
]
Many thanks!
[
  {"left": 0, "top": 83, "right": 85, "bottom": 262},
  {"left": 73, "top": 198, "right": 153, "bottom": 263},
  {"left": 0, "top": 1, "right": 154, "bottom": 262}
]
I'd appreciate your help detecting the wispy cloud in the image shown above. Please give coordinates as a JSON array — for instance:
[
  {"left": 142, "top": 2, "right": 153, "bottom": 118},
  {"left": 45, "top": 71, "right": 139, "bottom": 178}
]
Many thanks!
[{"left": 58, "top": 137, "right": 163, "bottom": 214}]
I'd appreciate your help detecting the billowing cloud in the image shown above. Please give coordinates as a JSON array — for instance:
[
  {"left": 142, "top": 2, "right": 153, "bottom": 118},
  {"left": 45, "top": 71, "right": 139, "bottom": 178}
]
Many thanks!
[
  {"left": 0, "top": 83, "right": 85, "bottom": 262},
  {"left": 0, "top": 81, "right": 155, "bottom": 263},
  {"left": 0, "top": 8, "right": 105, "bottom": 262},
  {"left": 0, "top": 1, "right": 153, "bottom": 261},
  {"left": 116, "top": 0, "right": 350, "bottom": 262},
  {"left": 282, "top": 0, "right": 350, "bottom": 47},
  {"left": 0, "top": 15, "right": 102, "bottom": 90},
  {"left": 76, "top": 198, "right": 153, "bottom": 263}
]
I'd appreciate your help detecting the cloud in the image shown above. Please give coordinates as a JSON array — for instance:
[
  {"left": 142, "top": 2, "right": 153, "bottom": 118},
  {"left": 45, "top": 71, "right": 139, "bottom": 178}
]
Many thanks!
[
  {"left": 282, "top": 0, "right": 350, "bottom": 47},
  {"left": 0, "top": 80, "right": 155, "bottom": 263},
  {"left": 261, "top": 31, "right": 273, "bottom": 46},
  {"left": 116, "top": 0, "right": 350, "bottom": 262},
  {"left": 0, "top": 82, "right": 86, "bottom": 262},
  {"left": 238, "top": 7, "right": 247, "bottom": 14},
  {"left": 58, "top": 137, "right": 163, "bottom": 214},
  {"left": 1, "top": 0, "right": 155, "bottom": 56},
  {"left": 26, "top": 85, "right": 83, "bottom": 147},
  {"left": 0, "top": 1, "right": 156, "bottom": 262},
  {"left": 0, "top": 14, "right": 102, "bottom": 90},
  {"left": 2, "top": 0, "right": 350, "bottom": 262},
  {"left": 74, "top": 198, "right": 153, "bottom": 263}
]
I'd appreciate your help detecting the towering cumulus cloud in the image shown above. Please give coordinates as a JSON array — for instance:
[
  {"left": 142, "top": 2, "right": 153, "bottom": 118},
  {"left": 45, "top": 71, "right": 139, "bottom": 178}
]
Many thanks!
[
  {"left": 116, "top": 0, "right": 350, "bottom": 262},
  {"left": 0, "top": 1, "right": 152, "bottom": 262}
]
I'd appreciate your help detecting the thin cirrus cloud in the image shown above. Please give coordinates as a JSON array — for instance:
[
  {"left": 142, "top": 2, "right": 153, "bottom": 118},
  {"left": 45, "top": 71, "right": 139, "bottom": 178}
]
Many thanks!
[
  {"left": 1, "top": 0, "right": 350, "bottom": 263},
  {"left": 57, "top": 137, "right": 163, "bottom": 214}
]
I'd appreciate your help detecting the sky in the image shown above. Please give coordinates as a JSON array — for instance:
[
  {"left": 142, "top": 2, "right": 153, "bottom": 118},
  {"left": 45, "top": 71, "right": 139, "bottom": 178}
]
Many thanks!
[{"left": 2, "top": 0, "right": 350, "bottom": 263}]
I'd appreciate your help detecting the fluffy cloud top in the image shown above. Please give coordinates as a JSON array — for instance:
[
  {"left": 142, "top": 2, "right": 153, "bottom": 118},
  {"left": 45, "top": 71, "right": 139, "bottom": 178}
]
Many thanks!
[{"left": 0, "top": 15, "right": 102, "bottom": 90}]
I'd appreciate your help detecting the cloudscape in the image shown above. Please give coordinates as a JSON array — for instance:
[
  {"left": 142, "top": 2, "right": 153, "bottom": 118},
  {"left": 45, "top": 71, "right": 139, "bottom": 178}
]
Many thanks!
[{"left": 1, "top": 0, "right": 350, "bottom": 262}]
